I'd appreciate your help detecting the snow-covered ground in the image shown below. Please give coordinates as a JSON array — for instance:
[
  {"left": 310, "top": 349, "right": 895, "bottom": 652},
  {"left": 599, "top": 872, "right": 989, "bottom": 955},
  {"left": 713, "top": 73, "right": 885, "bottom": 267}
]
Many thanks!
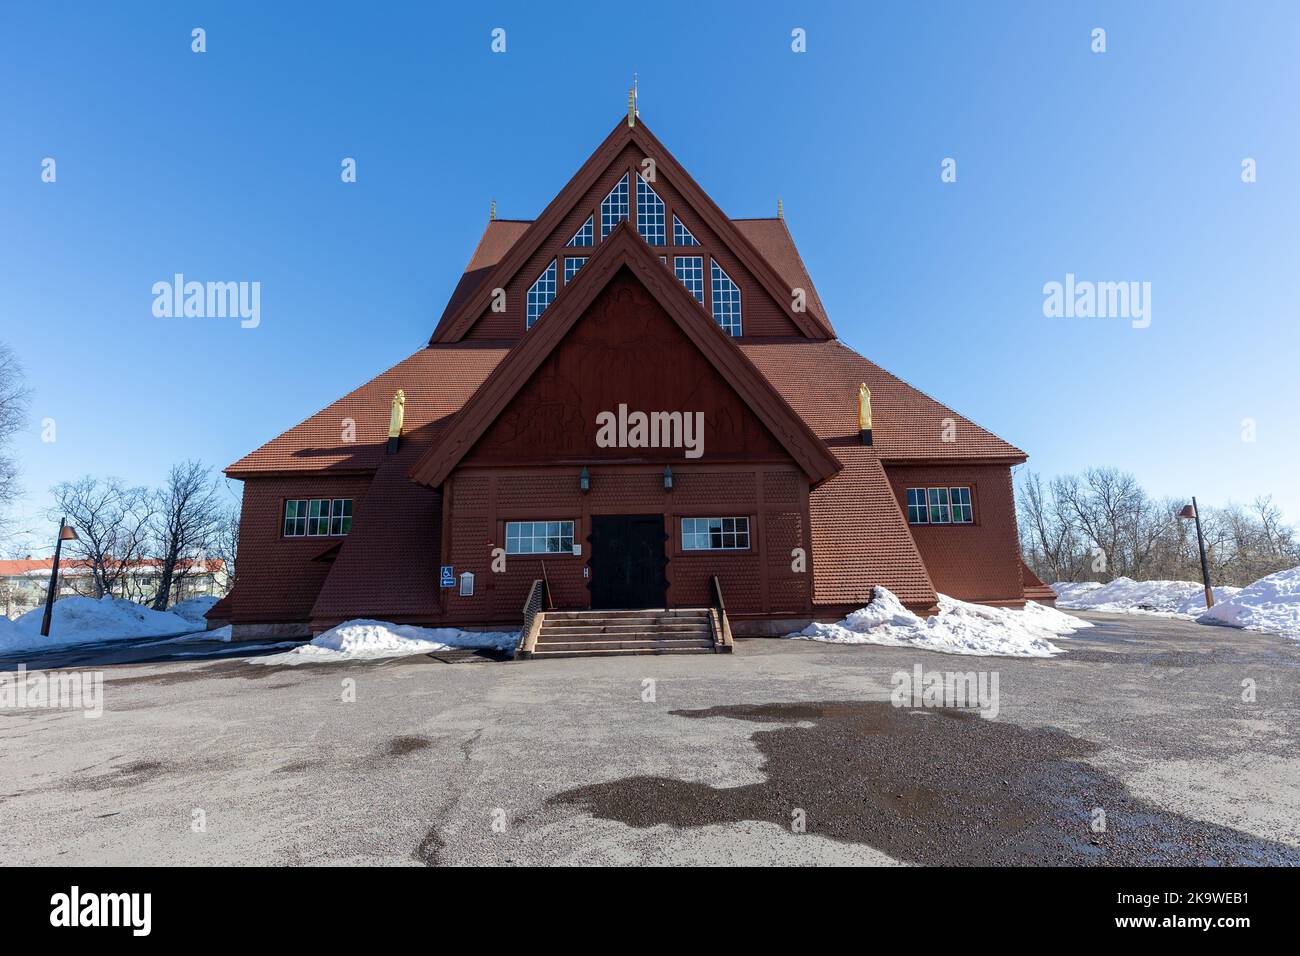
[
  {"left": 169, "top": 595, "right": 219, "bottom": 625},
  {"left": 251, "top": 619, "right": 519, "bottom": 665},
  {"left": 0, "top": 596, "right": 202, "bottom": 655},
  {"left": 1052, "top": 576, "right": 1241, "bottom": 619},
  {"left": 786, "top": 587, "right": 1092, "bottom": 658},
  {"left": 1196, "top": 567, "right": 1300, "bottom": 640}
]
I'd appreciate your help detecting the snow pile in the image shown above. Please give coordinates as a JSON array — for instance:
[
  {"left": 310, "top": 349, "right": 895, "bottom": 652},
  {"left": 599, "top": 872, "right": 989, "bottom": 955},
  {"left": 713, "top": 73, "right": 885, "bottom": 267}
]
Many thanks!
[
  {"left": 251, "top": 619, "right": 519, "bottom": 665},
  {"left": 169, "top": 595, "right": 220, "bottom": 624},
  {"left": 1052, "top": 576, "right": 1241, "bottom": 618},
  {"left": 2, "top": 596, "right": 197, "bottom": 655},
  {"left": 788, "top": 587, "right": 1091, "bottom": 658},
  {"left": 1197, "top": 567, "right": 1300, "bottom": 641}
]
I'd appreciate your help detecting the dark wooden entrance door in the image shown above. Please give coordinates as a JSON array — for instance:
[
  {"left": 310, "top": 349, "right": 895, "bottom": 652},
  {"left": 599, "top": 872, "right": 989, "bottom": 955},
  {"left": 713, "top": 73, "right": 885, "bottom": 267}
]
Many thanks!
[{"left": 589, "top": 515, "right": 668, "bottom": 609}]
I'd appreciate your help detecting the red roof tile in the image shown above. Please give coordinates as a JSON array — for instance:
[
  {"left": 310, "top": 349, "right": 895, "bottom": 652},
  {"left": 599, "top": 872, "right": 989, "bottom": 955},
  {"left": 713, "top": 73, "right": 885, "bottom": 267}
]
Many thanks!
[
  {"left": 740, "top": 339, "right": 1026, "bottom": 462},
  {"left": 226, "top": 343, "right": 510, "bottom": 477}
]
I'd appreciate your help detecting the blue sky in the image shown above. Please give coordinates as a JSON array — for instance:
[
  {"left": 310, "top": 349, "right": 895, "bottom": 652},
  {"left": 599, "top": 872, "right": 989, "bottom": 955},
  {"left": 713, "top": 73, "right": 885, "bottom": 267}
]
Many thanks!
[{"left": 1, "top": 1, "right": 1297, "bottom": 554}]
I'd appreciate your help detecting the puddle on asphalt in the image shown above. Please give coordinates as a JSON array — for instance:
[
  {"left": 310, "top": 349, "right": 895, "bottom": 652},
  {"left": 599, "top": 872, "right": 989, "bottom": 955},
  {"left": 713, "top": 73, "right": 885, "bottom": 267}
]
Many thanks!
[{"left": 549, "top": 700, "right": 1300, "bottom": 865}]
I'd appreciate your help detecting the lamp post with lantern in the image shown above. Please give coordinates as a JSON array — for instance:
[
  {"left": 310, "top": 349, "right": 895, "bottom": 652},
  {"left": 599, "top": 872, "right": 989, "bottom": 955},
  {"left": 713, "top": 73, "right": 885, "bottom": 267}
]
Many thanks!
[
  {"left": 1178, "top": 498, "right": 1214, "bottom": 609},
  {"left": 39, "top": 518, "right": 79, "bottom": 637}
]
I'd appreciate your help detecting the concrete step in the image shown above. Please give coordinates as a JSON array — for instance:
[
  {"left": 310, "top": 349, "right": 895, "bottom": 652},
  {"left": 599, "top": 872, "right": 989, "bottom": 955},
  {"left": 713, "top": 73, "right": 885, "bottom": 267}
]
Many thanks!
[
  {"left": 530, "top": 645, "right": 717, "bottom": 658},
  {"left": 535, "top": 638, "right": 714, "bottom": 653},
  {"left": 540, "top": 621, "right": 711, "bottom": 635},
  {"left": 537, "top": 631, "right": 711, "bottom": 644},
  {"left": 544, "top": 609, "right": 708, "bottom": 621}
]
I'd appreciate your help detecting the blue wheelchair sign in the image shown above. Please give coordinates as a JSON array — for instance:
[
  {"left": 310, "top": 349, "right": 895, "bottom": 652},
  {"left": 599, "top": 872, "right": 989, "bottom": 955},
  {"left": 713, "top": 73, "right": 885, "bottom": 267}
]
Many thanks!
[{"left": 439, "top": 566, "right": 455, "bottom": 588}]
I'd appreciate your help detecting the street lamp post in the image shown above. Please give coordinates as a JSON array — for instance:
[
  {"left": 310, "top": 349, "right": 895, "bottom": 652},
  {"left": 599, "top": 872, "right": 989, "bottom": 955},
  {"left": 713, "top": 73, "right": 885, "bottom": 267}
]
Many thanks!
[
  {"left": 1178, "top": 498, "right": 1214, "bottom": 609},
  {"left": 39, "top": 518, "right": 79, "bottom": 637}
]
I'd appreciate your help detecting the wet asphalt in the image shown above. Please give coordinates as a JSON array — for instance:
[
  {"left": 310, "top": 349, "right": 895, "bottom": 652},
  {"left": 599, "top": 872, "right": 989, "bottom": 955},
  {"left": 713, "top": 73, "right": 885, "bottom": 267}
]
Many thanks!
[{"left": 1, "top": 610, "right": 1297, "bottom": 865}]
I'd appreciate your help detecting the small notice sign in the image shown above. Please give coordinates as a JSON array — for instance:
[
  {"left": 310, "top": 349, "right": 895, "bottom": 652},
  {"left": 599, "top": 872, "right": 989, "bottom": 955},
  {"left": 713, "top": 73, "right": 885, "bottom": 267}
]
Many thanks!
[{"left": 440, "top": 566, "right": 455, "bottom": 588}]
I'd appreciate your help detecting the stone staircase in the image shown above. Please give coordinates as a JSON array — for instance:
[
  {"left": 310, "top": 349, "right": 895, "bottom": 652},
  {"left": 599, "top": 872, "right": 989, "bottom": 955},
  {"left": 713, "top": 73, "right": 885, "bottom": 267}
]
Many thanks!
[{"left": 523, "top": 608, "right": 726, "bottom": 658}]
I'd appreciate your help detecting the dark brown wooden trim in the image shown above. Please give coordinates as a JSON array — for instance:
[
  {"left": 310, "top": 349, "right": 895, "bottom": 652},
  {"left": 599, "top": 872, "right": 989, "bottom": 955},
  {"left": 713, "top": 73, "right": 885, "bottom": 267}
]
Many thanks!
[
  {"left": 429, "top": 117, "right": 833, "bottom": 344},
  {"left": 408, "top": 223, "right": 843, "bottom": 490}
]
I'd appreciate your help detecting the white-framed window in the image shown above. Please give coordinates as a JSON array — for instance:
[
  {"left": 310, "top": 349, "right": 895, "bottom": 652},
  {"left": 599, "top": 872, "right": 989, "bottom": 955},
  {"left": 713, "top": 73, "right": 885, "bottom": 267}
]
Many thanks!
[
  {"left": 526, "top": 259, "right": 557, "bottom": 329},
  {"left": 681, "top": 516, "right": 750, "bottom": 551},
  {"left": 949, "top": 486, "right": 974, "bottom": 523},
  {"left": 673, "top": 215, "right": 699, "bottom": 246},
  {"left": 927, "top": 487, "right": 951, "bottom": 524},
  {"left": 636, "top": 174, "right": 666, "bottom": 245},
  {"left": 600, "top": 173, "right": 630, "bottom": 239},
  {"left": 674, "top": 255, "right": 704, "bottom": 303},
  {"left": 906, "top": 488, "right": 928, "bottom": 525},
  {"left": 906, "top": 487, "right": 974, "bottom": 525},
  {"left": 566, "top": 215, "right": 594, "bottom": 247},
  {"left": 710, "top": 259, "right": 742, "bottom": 335},
  {"left": 564, "top": 257, "right": 587, "bottom": 284},
  {"left": 284, "top": 498, "right": 353, "bottom": 537},
  {"left": 505, "top": 520, "right": 575, "bottom": 555}
]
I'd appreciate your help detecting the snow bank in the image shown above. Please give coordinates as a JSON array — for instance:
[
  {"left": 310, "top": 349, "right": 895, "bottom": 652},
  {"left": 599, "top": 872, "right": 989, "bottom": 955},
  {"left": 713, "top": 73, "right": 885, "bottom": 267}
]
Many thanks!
[
  {"left": 787, "top": 587, "right": 1091, "bottom": 658},
  {"left": 1197, "top": 567, "right": 1300, "bottom": 641},
  {"left": 251, "top": 619, "right": 519, "bottom": 665},
  {"left": 1, "top": 596, "right": 198, "bottom": 655},
  {"left": 170, "top": 595, "right": 220, "bottom": 624},
  {"left": 1051, "top": 576, "right": 1240, "bottom": 619}
]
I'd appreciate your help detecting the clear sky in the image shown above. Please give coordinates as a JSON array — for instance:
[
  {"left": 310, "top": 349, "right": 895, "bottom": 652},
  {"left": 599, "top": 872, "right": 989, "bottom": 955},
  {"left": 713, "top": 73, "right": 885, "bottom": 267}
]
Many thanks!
[{"left": 2, "top": 1, "right": 1297, "bottom": 555}]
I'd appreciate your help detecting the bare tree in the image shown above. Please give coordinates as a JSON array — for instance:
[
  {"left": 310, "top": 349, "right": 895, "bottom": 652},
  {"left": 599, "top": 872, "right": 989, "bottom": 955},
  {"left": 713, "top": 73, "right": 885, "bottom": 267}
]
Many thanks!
[
  {"left": 1018, "top": 469, "right": 1299, "bottom": 587},
  {"left": 0, "top": 343, "right": 31, "bottom": 528},
  {"left": 49, "top": 477, "right": 153, "bottom": 598},
  {"left": 148, "top": 461, "right": 224, "bottom": 610},
  {"left": 212, "top": 502, "right": 240, "bottom": 597}
]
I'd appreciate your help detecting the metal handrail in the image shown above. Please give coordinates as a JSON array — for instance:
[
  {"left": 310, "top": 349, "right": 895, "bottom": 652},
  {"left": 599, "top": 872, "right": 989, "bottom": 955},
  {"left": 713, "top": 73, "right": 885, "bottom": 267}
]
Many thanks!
[{"left": 516, "top": 579, "right": 547, "bottom": 658}]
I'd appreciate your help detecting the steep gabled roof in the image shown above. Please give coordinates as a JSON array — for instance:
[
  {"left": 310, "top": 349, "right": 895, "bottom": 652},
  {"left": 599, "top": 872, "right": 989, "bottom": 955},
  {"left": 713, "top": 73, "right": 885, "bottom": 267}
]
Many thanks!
[
  {"left": 409, "top": 222, "right": 843, "bottom": 489},
  {"left": 739, "top": 338, "right": 1027, "bottom": 463},
  {"left": 433, "top": 220, "right": 532, "bottom": 337},
  {"left": 225, "top": 342, "right": 510, "bottom": 478},
  {"left": 429, "top": 117, "right": 834, "bottom": 344}
]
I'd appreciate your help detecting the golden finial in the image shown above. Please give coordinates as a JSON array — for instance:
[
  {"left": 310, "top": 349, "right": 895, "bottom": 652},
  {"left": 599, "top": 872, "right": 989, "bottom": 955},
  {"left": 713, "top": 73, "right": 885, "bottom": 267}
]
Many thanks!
[
  {"left": 627, "top": 88, "right": 636, "bottom": 127},
  {"left": 777, "top": 197, "right": 784, "bottom": 220},
  {"left": 858, "top": 383, "right": 873, "bottom": 446},
  {"left": 387, "top": 389, "right": 406, "bottom": 454},
  {"left": 489, "top": 199, "right": 496, "bottom": 221}
]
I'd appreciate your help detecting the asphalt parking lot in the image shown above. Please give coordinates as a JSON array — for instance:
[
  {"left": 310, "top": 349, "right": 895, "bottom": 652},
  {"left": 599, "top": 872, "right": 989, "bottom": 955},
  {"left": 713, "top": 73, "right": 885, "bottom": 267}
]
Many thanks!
[{"left": 2, "top": 611, "right": 1298, "bottom": 866}]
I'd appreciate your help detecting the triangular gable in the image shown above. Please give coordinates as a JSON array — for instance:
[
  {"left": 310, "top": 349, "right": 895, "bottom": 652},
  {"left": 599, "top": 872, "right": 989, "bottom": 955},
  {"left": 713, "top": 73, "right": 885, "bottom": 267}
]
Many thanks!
[
  {"left": 409, "top": 223, "right": 842, "bottom": 488},
  {"left": 429, "top": 116, "right": 833, "bottom": 344}
]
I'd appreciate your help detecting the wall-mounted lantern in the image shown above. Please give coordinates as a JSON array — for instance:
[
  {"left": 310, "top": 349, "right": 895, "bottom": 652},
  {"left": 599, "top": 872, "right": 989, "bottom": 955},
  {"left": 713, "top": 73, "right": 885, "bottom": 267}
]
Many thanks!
[
  {"left": 579, "top": 466, "right": 590, "bottom": 494},
  {"left": 663, "top": 465, "right": 673, "bottom": 491}
]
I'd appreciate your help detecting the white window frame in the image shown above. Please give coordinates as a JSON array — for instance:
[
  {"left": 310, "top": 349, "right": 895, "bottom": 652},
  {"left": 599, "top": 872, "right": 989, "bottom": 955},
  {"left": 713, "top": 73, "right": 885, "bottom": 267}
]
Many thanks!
[
  {"left": 564, "top": 257, "right": 587, "bottom": 284},
  {"left": 906, "top": 488, "right": 928, "bottom": 525},
  {"left": 927, "top": 487, "right": 951, "bottom": 524},
  {"left": 673, "top": 214, "right": 700, "bottom": 246},
  {"left": 600, "top": 173, "right": 630, "bottom": 239},
  {"left": 681, "top": 516, "right": 751, "bottom": 552},
  {"left": 284, "top": 498, "right": 352, "bottom": 537},
  {"left": 674, "top": 255, "right": 704, "bottom": 303},
  {"left": 636, "top": 173, "right": 666, "bottom": 245},
  {"left": 566, "top": 215, "right": 594, "bottom": 247},
  {"left": 505, "top": 520, "right": 576, "bottom": 555},
  {"left": 949, "top": 486, "right": 974, "bottom": 524},
  {"left": 526, "top": 259, "right": 558, "bottom": 329},
  {"left": 710, "top": 258, "right": 742, "bottom": 336}
]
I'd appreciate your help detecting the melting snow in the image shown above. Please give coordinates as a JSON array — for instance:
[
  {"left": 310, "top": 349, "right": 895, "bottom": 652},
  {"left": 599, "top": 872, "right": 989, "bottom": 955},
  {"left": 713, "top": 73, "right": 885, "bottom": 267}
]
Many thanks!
[
  {"left": 2, "top": 596, "right": 199, "bottom": 655},
  {"left": 1196, "top": 566, "right": 1300, "bottom": 640},
  {"left": 787, "top": 587, "right": 1091, "bottom": 658},
  {"left": 250, "top": 619, "right": 519, "bottom": 665},
  {"left": 1052, "top": 576, "right": 1241, "bottom": 618}
]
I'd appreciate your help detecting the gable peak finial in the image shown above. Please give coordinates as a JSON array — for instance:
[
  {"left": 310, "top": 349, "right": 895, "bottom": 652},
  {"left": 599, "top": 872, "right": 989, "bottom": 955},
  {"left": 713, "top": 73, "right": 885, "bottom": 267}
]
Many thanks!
[
  {"left": 489, "top": 198, "right": 496, "bottom": 221},
  {"left": 628, "top": 73, "right": 638, "bottom": 127},
  {"left": 777, "top": 197, "right": 784, "bottom": 220}
]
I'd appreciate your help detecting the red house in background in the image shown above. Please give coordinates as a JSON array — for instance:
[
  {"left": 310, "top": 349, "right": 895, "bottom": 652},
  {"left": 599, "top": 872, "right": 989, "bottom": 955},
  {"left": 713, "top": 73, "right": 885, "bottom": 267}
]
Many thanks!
[{"left": 212, "top": 111, "right": 1051, "bottom": 652}]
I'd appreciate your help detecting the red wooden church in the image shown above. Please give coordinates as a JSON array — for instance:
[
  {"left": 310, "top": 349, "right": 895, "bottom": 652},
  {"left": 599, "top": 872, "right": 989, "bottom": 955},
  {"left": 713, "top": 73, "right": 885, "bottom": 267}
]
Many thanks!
[{"left": 212, "top": 109, "right": 1051, "bottom": 654}]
